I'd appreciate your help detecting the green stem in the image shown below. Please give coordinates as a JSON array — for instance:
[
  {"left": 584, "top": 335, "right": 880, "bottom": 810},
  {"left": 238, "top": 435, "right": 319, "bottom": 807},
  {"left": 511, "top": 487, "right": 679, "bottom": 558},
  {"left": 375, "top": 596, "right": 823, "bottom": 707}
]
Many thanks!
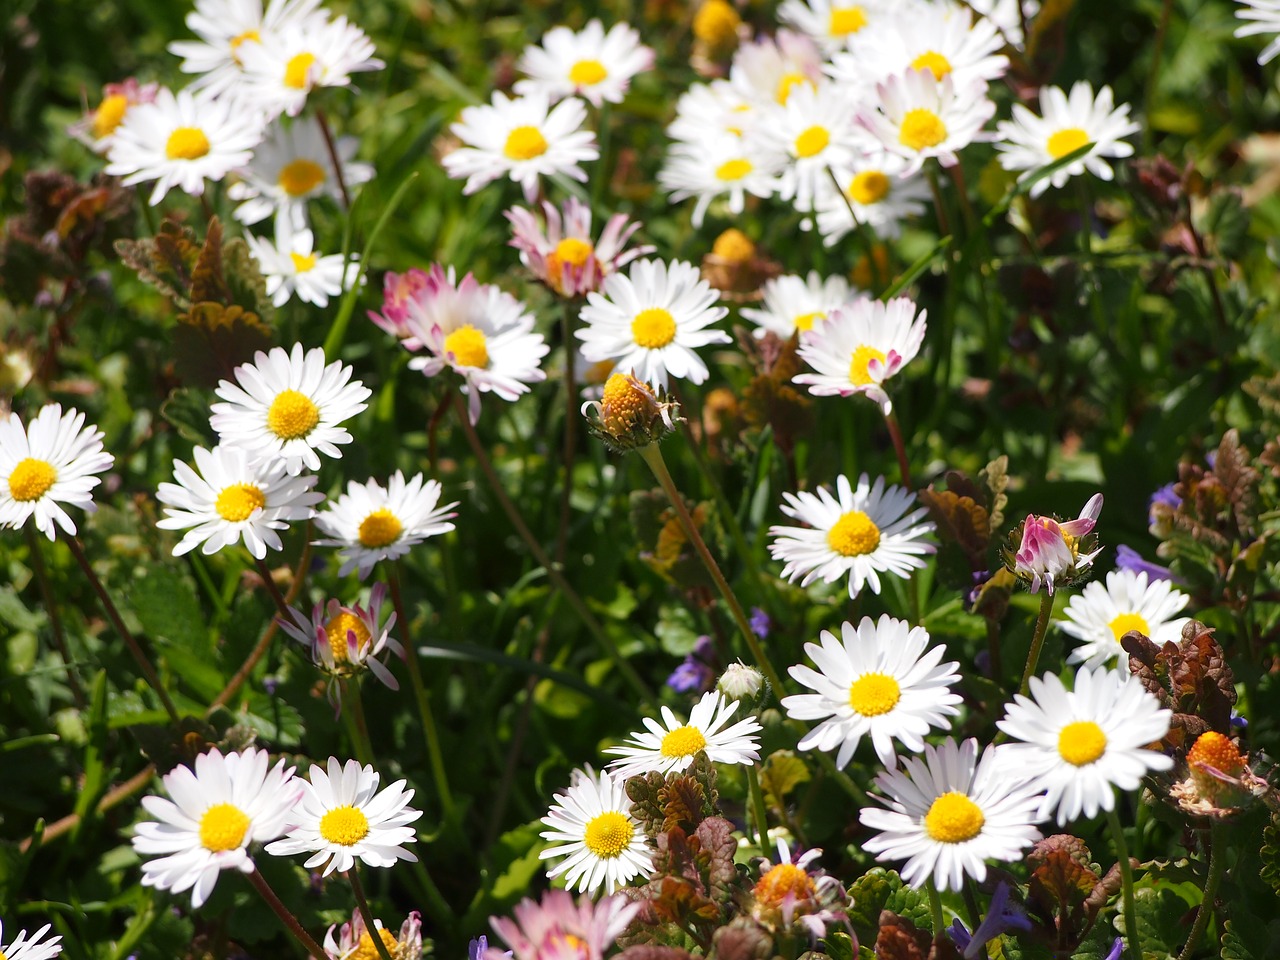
[
  {"left": 27, "top": 527, "right": 84, "bottom": 709},
  {"left": 341, "top": 678, "right": 375, "bottom": 766},
  {"left": 1018, "top": 590, "right": 1055, "bottom": 697},
  {"left": 245, "top": 868, "right": 327, "bottom": 960},
  {"left": 826, "top": 166, "right": 883, "bottom": 291},
  {"left": 315, "top": 108, "right": 351, "bottom": 210},
  {"left": 926, "top": 879, "right": 947, "bottom": 942},
  {"left": 884, "top": 410, "right": 914, "bottom": 491},
  {"left": 638, "top": 444, "right": 786, "bottom": 697},
  {"left": 347, "top": 869, "right": 396, "bottom": 960},
  {"left": 1106, "top": 805, "right": 1142, "bottom": 960},
  {"left": 812, "top": 751, "right": 871, "bottom": 805},
  {"left": 555, "top": 299, "right": 580, "bottom": 567},
  {"left": 254, "top": 556, "right": 293, "bottom": 621},
  {"left": 746, "top": 762, "right": 770, "bottom": 849},
  {"left": 1178, "top": 823, "right": 1226, "bottom": 960}
]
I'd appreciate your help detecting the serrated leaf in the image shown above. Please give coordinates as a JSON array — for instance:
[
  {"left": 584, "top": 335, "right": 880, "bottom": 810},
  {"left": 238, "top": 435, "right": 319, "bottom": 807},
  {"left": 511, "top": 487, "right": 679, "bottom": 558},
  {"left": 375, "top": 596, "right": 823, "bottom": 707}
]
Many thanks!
[
  {"left": 158, "top": 387, "right": 218, "bottom": 446},
  {"left": 980, "top": 455, "right": 1010, "bottom": 534},
  {"left": 113, "top": 218, "right": 200, "bottom": 307},
  {"left": 848, "top": 869, "right": 929, "bottom": 944},
  {"left": 760, "top": 750, "right": 811, "bottom": 810},
  {"left": 1114, "top": 883, "right": 1198, "bottom": 960},
  {"left": 172, "top": 302, "right": 273, "bottom": 388}
]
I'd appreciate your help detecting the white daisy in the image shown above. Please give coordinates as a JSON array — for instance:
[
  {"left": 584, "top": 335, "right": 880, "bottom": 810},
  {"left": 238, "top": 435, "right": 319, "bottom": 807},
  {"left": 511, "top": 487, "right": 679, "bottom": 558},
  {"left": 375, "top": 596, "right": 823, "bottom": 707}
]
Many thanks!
[
  {"left": 246, "top": 225, "right": 360, "bottom": 308},
  {"left": 769, "top": 473, "right": 936, "bottom": 599},
  {"left": 994, "top": 83, "right": 1141, "bottom": 197},
  {"left": 859, "top": 737, "right": 1045, "bottom": 892},
  {"left": 69, "top": 78, "right": 159, "bottom": 155},
  {"left": 752, "top": 81, "right": 863, "bottom": 213},
  {"left": 968, "top": 0, "right": 1040, "bottom": 48},
  {"left": 855, "top": 69, "right": 995, "bottom": 175},
  {"left": 228, "top": 116, "right": 374, "bottom": 230},
  {"left": 209, "top": 343, "right": 371, "bottom": 475},
  {"left": 313, "top": 471, "right": 458, "bottom": 579},
  {"left": 812, "top": 154, "right": 931, "bottom": 245},
  {"left": 576, "top": 258, "right": 731, "bottom": 390},
  {"left": 265, "top": 757, "right": 421, "bottom": 876},
  {"left": 793, "top": 296, "right": 927, "bottom": 414},
  {"left": 515, "top": 20, "right": 655, "bottom": 108},
  {"left": 659, "top": 134, "right": 781, "bottom": 229},
  {"left": 778, "top": 0, "right": 899, "bottom": 51},
  {"left": 104, "top": 87, "right": 264, "bottom": 206},
  {"left": 1236, "top": 0, "right": 1280, "bottom": 63},
  {"left": 1058, "top": 568, "right": 1191, "bottom": 668},
  {"left": 132, "top": 747, "right": 300, "bottom": 908},
  {"left": 996, "top": 667, "right": 1175, "bottom": 824},
  {"left": 605, "top": 690, "right": 762, "bottom": 778},
  {"left": 539, "top": 768, "right": 655, "bottom": 895},
  {"left": 0, "top": 404, "right": 114, "bottom": 541},
  {"left": 0, "top": 921, "right": 62, "bottom": 960},
  {"left": 727, "top": 29, "right": 825, "bottom": 109},
  {"left": 782, "top": 615, "right": 962, "bottom": 769},
  {"left": 666, "top": 80, "right": 754, "bottom": 146},
  {"left": 155, "top": 444, "right": 322, "bottom": 559},
  {"left": 443, "top": 92, "right": 598, "bottom": 202},
  {"left": 278, "top": 583, "right": 403, "bottom": 693},
  {"left": 741, "top": 271, "right": 858, "bottom": 340},
  {"left": 400, "top": 266, "right": 550, "bottom": 425}
]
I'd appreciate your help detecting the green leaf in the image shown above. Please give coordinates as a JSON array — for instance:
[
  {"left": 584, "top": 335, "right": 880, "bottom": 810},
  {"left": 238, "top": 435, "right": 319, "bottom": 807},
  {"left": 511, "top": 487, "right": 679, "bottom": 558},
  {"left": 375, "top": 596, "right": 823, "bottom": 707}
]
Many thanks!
[
  {"left": 847, "top": 868, "right": 929, "bottom": 944},
  {"left": 1115, "top": 882, "right": 1199, "bottom": 960},
  {"left": 759, "top": 750, "right": 811, "bottom": 809},
  {"left": 127, "top": 564, "right": 204, "bottom": 649}
]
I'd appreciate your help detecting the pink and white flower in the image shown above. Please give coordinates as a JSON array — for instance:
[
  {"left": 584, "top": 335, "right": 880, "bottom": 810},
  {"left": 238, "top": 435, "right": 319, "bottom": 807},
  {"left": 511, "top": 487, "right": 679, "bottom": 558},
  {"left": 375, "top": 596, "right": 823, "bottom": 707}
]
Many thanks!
[
  {"left": 484, "top": 890, "right": 639, "bottom": 960},
  {"left": 1006, "top": 494, "right": 1104, "bottom": 594},
  {"left": 506, "top": 197, "right": 653, "bottom": 298}
]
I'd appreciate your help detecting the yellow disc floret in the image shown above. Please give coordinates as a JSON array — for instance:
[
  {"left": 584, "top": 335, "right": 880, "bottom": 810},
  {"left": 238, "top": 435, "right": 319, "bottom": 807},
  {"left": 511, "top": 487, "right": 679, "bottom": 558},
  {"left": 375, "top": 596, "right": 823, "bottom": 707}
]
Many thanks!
[
  {"left": 359, "top": 508, "right": 404, "bottom": 548},
  {"left": 318, "top": 804, "right": 370, "bottom": 846},
  {"left": 898, "top": 109, "right": 947, "bottom": 152},
  {"left": 291, "top": 252, "right": 318, "bottom": 273},
  {"left": 848, "top": 672, "right": 901, "bottom": 716},
  {"left": 794, "top": 125, "right": 830, "bottom": 159},
  {"left": 267, "top": 389, "right": 321, "bottom": 440},
  {"left": 849, "top": 344, "right": 888, "bottom": 386},
  {"left": 350, "top": 929, "right": 400, "bottom": 960},
  {"left": 550, "top": 237, "right": 594, "bottom": 270},
  {"left": 503, "top": 125, "right": 549, "bottom": 161},
  {"left": 601, "top": 373, "right": 652, "bottom": 436},
  {"left": 776, "top": 72, "right": 810, "bottom": 104},
  {"left": 829, "top": 5, "right": 868, "bottom": 35},
  {"left": 754, "top": 862, "right": 816, "bottom": 905},
  {"left": 827, "top": 510, "right": 881, "bottom": 557},
  {"left": 1108, "top": 612, "right": 1150, "bottom": 644},
  {"left": 793, "top": 311, "right": 824, "bottom": 333},
  {"left": 693, "top": 0, "right": 742, "bottom": 47},
  {"left": 583, "top": 811, "right": 634, "bottom": 858},
  {"left": 278, "top": 158, "right": 326, "bottom": 196},
  {"left": 924, "top": 791, "right": 985, "bottom": 843},
  {"left": 215, "top": 483, "right": 266, "bottom": 522},
  {"left": 715, "top": 158, "right": 753, "bottom": 182},
  {"left": 849, "top": 171, "right": 891, "bottom": 206},
  {"left": 569, "top": 59, "right": 608, "bottom": 86},
  {"left": 93, "top": 94, "right": 129, "bottom": 139},
  {"left": 712, "top": 228, "right": 755, "bottom": 262},
  {"left": 1187, "top": 731, "right": 1245, "bottom": 777},
  {"left": 631, "top": 308, "right": 678, "bottom": 349},
  {"left": 660, "top": 724, "right": 708, "bottom": 758},
  {"left": 443, "top": 324, "right": 490, "bottom": 368},
  {"left": 199, "top": 802, "right": 251, "bottom": 852},
  {"left": 910, "top": 51, "right": 953, "bottom": 81},
  {"left": 284, "top": 51, "right": 318, "bottom": 89},
  {"left": 229, "top": 28, "right": 261, "bottom": 64},
  {"left": 1047, "top": 127, "right": 1090, "bottom": 159},
  {"left": 324, "top": 610, "right": 371, "bottom": 663},
  {"left": 8, "top": 458, "right": 57, "bottom": 502},
  {"left": 165, "top": 127, "right": 211, "bottom": 161},
  {"left": 1057, "top": 720, "right": 1108, "bottom": 766}
]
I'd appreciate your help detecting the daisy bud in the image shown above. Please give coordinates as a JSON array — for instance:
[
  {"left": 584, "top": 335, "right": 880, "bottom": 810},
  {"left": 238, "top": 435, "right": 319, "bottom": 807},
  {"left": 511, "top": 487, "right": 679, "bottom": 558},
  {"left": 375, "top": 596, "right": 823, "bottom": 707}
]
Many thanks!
[
  {"left": 718, "top": 661, "right": 764, "bottom": 703},
  {"left": 582, "top": 373, "right": 680, "bottom": 453},
  {"left": 693, "top": 0, "right": 742, "bottom": 52},
  {"left": 711, "top": 228, "right": 755, "bottom": 263},
  {"left": 1002, "top": 493, "right": 1103, "bottom": 595}
]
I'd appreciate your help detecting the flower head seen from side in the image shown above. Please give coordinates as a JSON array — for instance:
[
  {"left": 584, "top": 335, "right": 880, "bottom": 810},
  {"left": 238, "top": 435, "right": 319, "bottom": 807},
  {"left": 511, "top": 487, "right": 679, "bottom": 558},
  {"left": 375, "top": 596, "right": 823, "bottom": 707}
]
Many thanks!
[
  {"left": 368, "top": 266, "right": 438, "bottom": 344},
  {"left": 750, "top": 837, "right": 848, "bottom": 937},
  {"left": 155, "top": 444, "right": 322, "bottom": 559},
  {"left": 104, "top": 87, "right": 264, "bottom": 205},
  {"left": 996, "top": 666, "right": 1174, "bottom": 824},
  {"left": 769, "top": 473, "right": 936, "bottom": 599},
  {"left": 0, "top": 404, "right": 114, "bottom": 541},
  {"left": 0, "top": 921, "right": 63, "bottom": 960},
  {"left": 1235, "top": 0, "right": 1280, "bottom": 64},
  {"left": 485, "top": 890, "right": 640, "bottom": 960},
  {"left": 783, "top": 615, "right": 962, "bottom": 768},
  {"left": 741, "top": 271, "right": 857, "bottom": 340},
  {"left": 444, "top": 92, "right": 598, "bottom": 202},
  {"left": 265, "top": 757, "right": 421, "bottom": 876},
  {"left": 995, "top": 83, "right": 1140, "bottom": 197},
  {"left": 539, "top": 768, "right": 654, "bottom": 895},
  {"left": 314, "top": 471, "right": 457, "bottom": 579},
  {"left": 605, "top": 690, "right": 762, "bottom": 778},
  {"left": 793, "top": 295, "right": 927, "bottom": 414},
  {"left": 658, "top": 133, "right": 781, "bottom": 229},
  {"left": 132, "top": 747, "right": 300, "bottom": 908},
  {"left": 506, "top": 196, "right": 654, "bottom": 298},
  {"left": 581, "top": 372, "right": 681, "bottom": 453},
  {"left": 324, "top": 909, "right": 422, "bottom": 960},
  {"left": 576, "top": 258, "right": 731, "bottom": 391},
  {"left": 246, "top": 226, "right": 360, "bottom": 308},
  {"left": 515, "top": 20, "right": 655, "bottom": 107},
  {"left": 69, "top": 78, "right": 159, "bottom": 154},
  {"left": 1057, "top": 568, "right": 1191, "bottom": 668},
  {"left": 210, "top": 343, "right": 371, "bottom": 475},
  {"left": 278, "top": 583, "right": 403, "bottom": 694},
  {"left": 856, "top": 69, "right": 995, "bottom": 176},
  {"left": 859, "top": 737, "right": 1045, "bottom": 892},
  {"left": 1004, "top": 493, "right": 1103, "bottom": 594}
]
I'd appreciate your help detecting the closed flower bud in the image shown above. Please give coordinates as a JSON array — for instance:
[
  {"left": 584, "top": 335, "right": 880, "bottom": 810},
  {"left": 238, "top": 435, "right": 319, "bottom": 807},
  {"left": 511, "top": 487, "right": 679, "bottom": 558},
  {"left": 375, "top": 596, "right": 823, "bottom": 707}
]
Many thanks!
[
  {"left": 582, "top": 372, "right": 680, "bottom": 452},
  {"left": 718, "top": 661, "right": 764, "bottom": 702}
]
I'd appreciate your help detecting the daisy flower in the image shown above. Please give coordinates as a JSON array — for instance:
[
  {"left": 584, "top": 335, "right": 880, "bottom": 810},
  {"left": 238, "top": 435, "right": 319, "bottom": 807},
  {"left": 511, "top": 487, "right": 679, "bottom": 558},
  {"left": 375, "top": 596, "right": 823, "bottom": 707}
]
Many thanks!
[
  {"left": 400, "top": 266, "right": 549, "bottom": 425},
  {"left": 515, "top": 20, "right": 655, "bottom": 108},
  {"left": 0, "top": 404, "right": 114, "bottom": 541},
  {"left": 278, "top": 584, "right": 403, "bottom": 694},
  {"left": 104, "top": 87, "right": 264, "bottom": 206},
  {"left": 1236, "top": 0, "right": 1280, "bottom": 63},
  {"left": 778, "top": 0, "right": 896, "bottom": 51},
  {"left": 324, "top": 910, "right": 422, "bottom": 960},
  {"left": 246, "top": 226, "right": 360, "bottom": 308},
  {"left": 1005, "top": 493, "right": 1104, "bottom": 594},
  {"left": 859, "top": 737, "right": 1045, "bottom": 892},
  {"left": 69, "top": 78, "right": 159, "bottom": 155},
  {"left": 753, "top": 81, "right": 863, "bottom": 213},
  {"left": 994, "top": 83, "right": 1141, "bottom": 197},
  {"left": 0, "top": 921, "right": 62, "bottom": 960},
  {"left": 576, "top": 258, "right": 731, "bottom": 390},
  {"left": 506, "top": 196, "right": 654, "bottom": 298},
  {"left": 812, "top": 154, "right": 931, "bottom": 245},
  {"left": 443, "top": 92, "right": 598, "bottom": 202},
  {"left": 750, "top": 837, "right": 847, "bottom": 937},
  {"left": 209, "top": 343, "right": 371, "bottom": 475},
  {"left": 727, "top": 29, "right": 825, "bottom": 109},
  {"left": 659, "top": 134, "right": 781, "bottom": 228},
  {"left": 996, "top": 667, "right": 1174, "bottom": 824},
  {"left": 741, "top": 271, "right": 858, "bottom": 340},
  {"left": 769, "top": 473, "right": 936, "bottom": 599},
  {"left": 969, "top": 0, "right": 1041, "bottom": 47},
  {"left": 368, "top": 266, "right": 437, "bottom": 344},
  {"left": 314, "top": 472, "right": 457, "bottom": 579},
  {"left": 155, "top": 444, "right": 322, "bottom": 559},
  {"left": 793, "top": 295, "right": 927, "bottom": 414},
  {"left": 132, "top": 747, "right": 301, "bottom": 908},
  {"left": 539, "top": 768, "right": 654, "bottom": 895},
  {"left": 228, "top": 116, "right": 374, "bottom": 229},
  {"left": 856, "top": 69, "right": 995, "bottom": 175},
  {"left": 1058, "top": 568, "right": 1191, "bottom": 668},
  {"left": 667, "top": 80, "right": 754, "bottom": 146},
  {"left": 605, "top": 690, "right": 762, "bottom": 778},
  {"left": 782, "top": 615, "right": 962, "bottom": 768},
  {"left": 485, "top": 891, "right": 639, "bottom": 960}
]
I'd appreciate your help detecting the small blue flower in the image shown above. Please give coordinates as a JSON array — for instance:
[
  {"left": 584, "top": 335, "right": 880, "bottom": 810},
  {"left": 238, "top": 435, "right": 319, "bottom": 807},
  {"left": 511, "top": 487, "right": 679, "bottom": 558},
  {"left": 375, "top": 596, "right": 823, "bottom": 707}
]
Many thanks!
[
  {"left": 946, "top": 882, "right": 1032, "bottom": 959},
  {"left": 1115, "top": 544, "right": 1181, "bottom": 584},
  {"left": 749, "top": 606, "right": 770, "bottom": 639},
  {"left": 667, "top": 636, "right": 717, "bottom": 693},
  {"left": 1104, "top": 937, "right": 1124, "bottom": 960}
]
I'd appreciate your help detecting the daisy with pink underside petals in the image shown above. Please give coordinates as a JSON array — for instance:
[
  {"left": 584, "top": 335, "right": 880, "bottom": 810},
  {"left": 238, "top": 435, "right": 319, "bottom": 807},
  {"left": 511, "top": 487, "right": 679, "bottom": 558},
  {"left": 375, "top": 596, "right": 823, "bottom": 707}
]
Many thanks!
[
  {"left": 368, "top": 267, "right": 436, "bottom": 345},
  {"left": 793, "top": 296, "right": 927, "bottom": 415},
  {"left": 70, "top": 78, "right": 159, "bottom": 154},
  {"left": 1006, "top": 494, "right": 1104, "bottom": 594},
  {"left": 605, "top": 690, "right": 762, "bottom": 778},
  {"left": 324, "top": 910, "right": 422, "bottom": 960},
  {"left": 856, "top": 69, "right": 995, "bottom": 175},
  {"left": 515, "top": 20, "right": 654, "bottom": 108},
  {"left": 506, "top": 196, "right": 654, "bottom": 298},
  {"left": 278, "top": 583, "right": 403, "bottom": 694},
  {"left": 483, "top": 890, "right": 640, "bottom": 960}
]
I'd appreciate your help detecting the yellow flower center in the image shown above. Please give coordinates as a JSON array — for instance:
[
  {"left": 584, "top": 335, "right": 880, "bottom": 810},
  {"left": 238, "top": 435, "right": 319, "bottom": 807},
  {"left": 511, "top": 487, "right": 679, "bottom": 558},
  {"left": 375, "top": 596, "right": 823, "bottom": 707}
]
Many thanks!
[
  {"left": 165, "top": 127, "right": 211, "bottom": 161},
  {"left": 569, "top": 59, "right": 608, "bottom": 86},
  {"left": 1058, "top": 720, "right": 1108, "bottom": 766},
  {"left": 827, "top": 510, "right": 881, "bottom": 557},
  {"left": 350, "top": 929, "right": 400, "bottom": 960},
  {"left": 583, "top": 811, "right": 634, "bottom": 858},
  {"left": 693, "top": 0, "right": 742, "bottom": 46},
  {"left": 776, "top": 72, "right": 810, "bottom": 104},
  {"left": 8, "top": 458, "right": 57, "bottom": 502},
  {"left": 290, "top": 251, "right": 318, "bottom": 273},
  {"left": 848, "top": 672, "right": 901, "bottom": 716},
  {"left": 550, "top": 237, "right": 594, "bottom": 270},
  {"left": 715, "top": 158, "right": 753, "bottom": 181},
  {"left": 660, "top": 724, "right": 708, "bottom": 758},
  {"left": 199, "top": 802, "right": 251, "bottom": 852},
  {"left": 924, "top": 792, "right": 985, "bottom": 843},
  {"left": 793, "top": 125, "right": 830, "bottom": 159},
  {"left": 324, "top": 610, "right": 372, "bottom": 662},
  {"left": 229, "top": 28, "right": 261, "bottom": 64},
  {"left": 601, "top": 373, "right": 653, "bottom": 436},
  {"left": 284, "top": 51, "right": 318, "bottom": 90},
  {"left": 503, "top": 125, "right": 548, "bottom": 161},
  {"left": 1108, "top": 612, "right": 1150, "bottom": 644},
  {"left": 1047, "top": 127, "right": 1090, "bottom": 159},
  {"left": 849, "top": 344, "right": 888, "bottom": 386},
  {"left": 898, "top": 109, "right": 947, "bottom": 152},
  {"left": 793, "top": 311, "right": 824, "bottom": 333},
  {"left": 631, "top": 308, "right": 677, "bottom": 349},
  {"left": 318, "top": 804, "right": 370, "bottom": 846},
  {"left": 910, "top": 50, "right": 953, "bottom": 81},
  {"left": 849, "top": 170, "right": 891, "bottom": 206},
  {"left": 278, "top": 157, "right": 326, "bottom": 197},
  {"left": 93, "top": 93, "right": 129, "bottom": 139},
  {"left": 712, "top": 228, "right": 755, "bottom": 262},
  {"left": 215, "top": 483, "right": 266, "bottom": 522},
  {"left": 443, "top": 324, "right": 490, "bottom": 368},
  {"left": 1187, "top": 731, "right": 1245, "bottom": 776},
  {"left": 829, "top": 5, "right": 868, "bottom": 35},
  {"left": 267, "top": 389, "right": 321, "bottom": 440},
  {"left": 359, "top": 508, "right": 404, "bottom": 548},
  {"left": 754, "top": 862, "right": 816, "bottom": 904}
]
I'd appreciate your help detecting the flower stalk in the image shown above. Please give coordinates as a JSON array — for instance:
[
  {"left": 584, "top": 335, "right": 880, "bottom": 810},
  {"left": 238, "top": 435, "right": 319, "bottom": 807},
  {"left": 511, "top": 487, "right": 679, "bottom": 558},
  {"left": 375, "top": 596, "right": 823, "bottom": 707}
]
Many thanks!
[
  {"left": 348, "top": 868, "right": 396, "bottom": 960},
  {"left": 1018, "top": 590, "right": 1055, "bottom": 697},
  {"left": 246, "top": 867, "right": 328, "bottom": 960},
  {"left": 1105, "top": 805, "right": 1142, "bottom": 960}
]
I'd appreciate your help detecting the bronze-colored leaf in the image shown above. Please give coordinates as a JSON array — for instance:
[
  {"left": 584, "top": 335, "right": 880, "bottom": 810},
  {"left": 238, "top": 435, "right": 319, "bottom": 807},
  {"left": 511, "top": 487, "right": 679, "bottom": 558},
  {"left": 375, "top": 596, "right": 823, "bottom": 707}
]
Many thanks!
[
  {"left": 1029, "top": 848, "right": 1098, "bottom": 913},
  {"left": 712, "top": 919, "right": 774, "bottom": 960},
  {"left": 875, "top": 912, "right": 930, "bottom": 960},
  {"left": 694, "top": 816, "right": 737, "bottom": 902},
  {"left": 173, "top": 303, "right": 272, "bottom": 388},
  {"left": 1213, "top": 429, "right": 1259, "bottom": 538},
  {"left": 189, "top": 217, "right": 229, "bottom": 304},
  {"left": 919, "top": 487, "right": 990, "bottom": 565},
  {"left": 660, "top": 775, "right": 706, "bottom": 833},
  {"left": 114, "top": 217, "right": 201, "bottom": 307},
  {"left": 618, "top": 947, "right": 695, "bottom": 960}
]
